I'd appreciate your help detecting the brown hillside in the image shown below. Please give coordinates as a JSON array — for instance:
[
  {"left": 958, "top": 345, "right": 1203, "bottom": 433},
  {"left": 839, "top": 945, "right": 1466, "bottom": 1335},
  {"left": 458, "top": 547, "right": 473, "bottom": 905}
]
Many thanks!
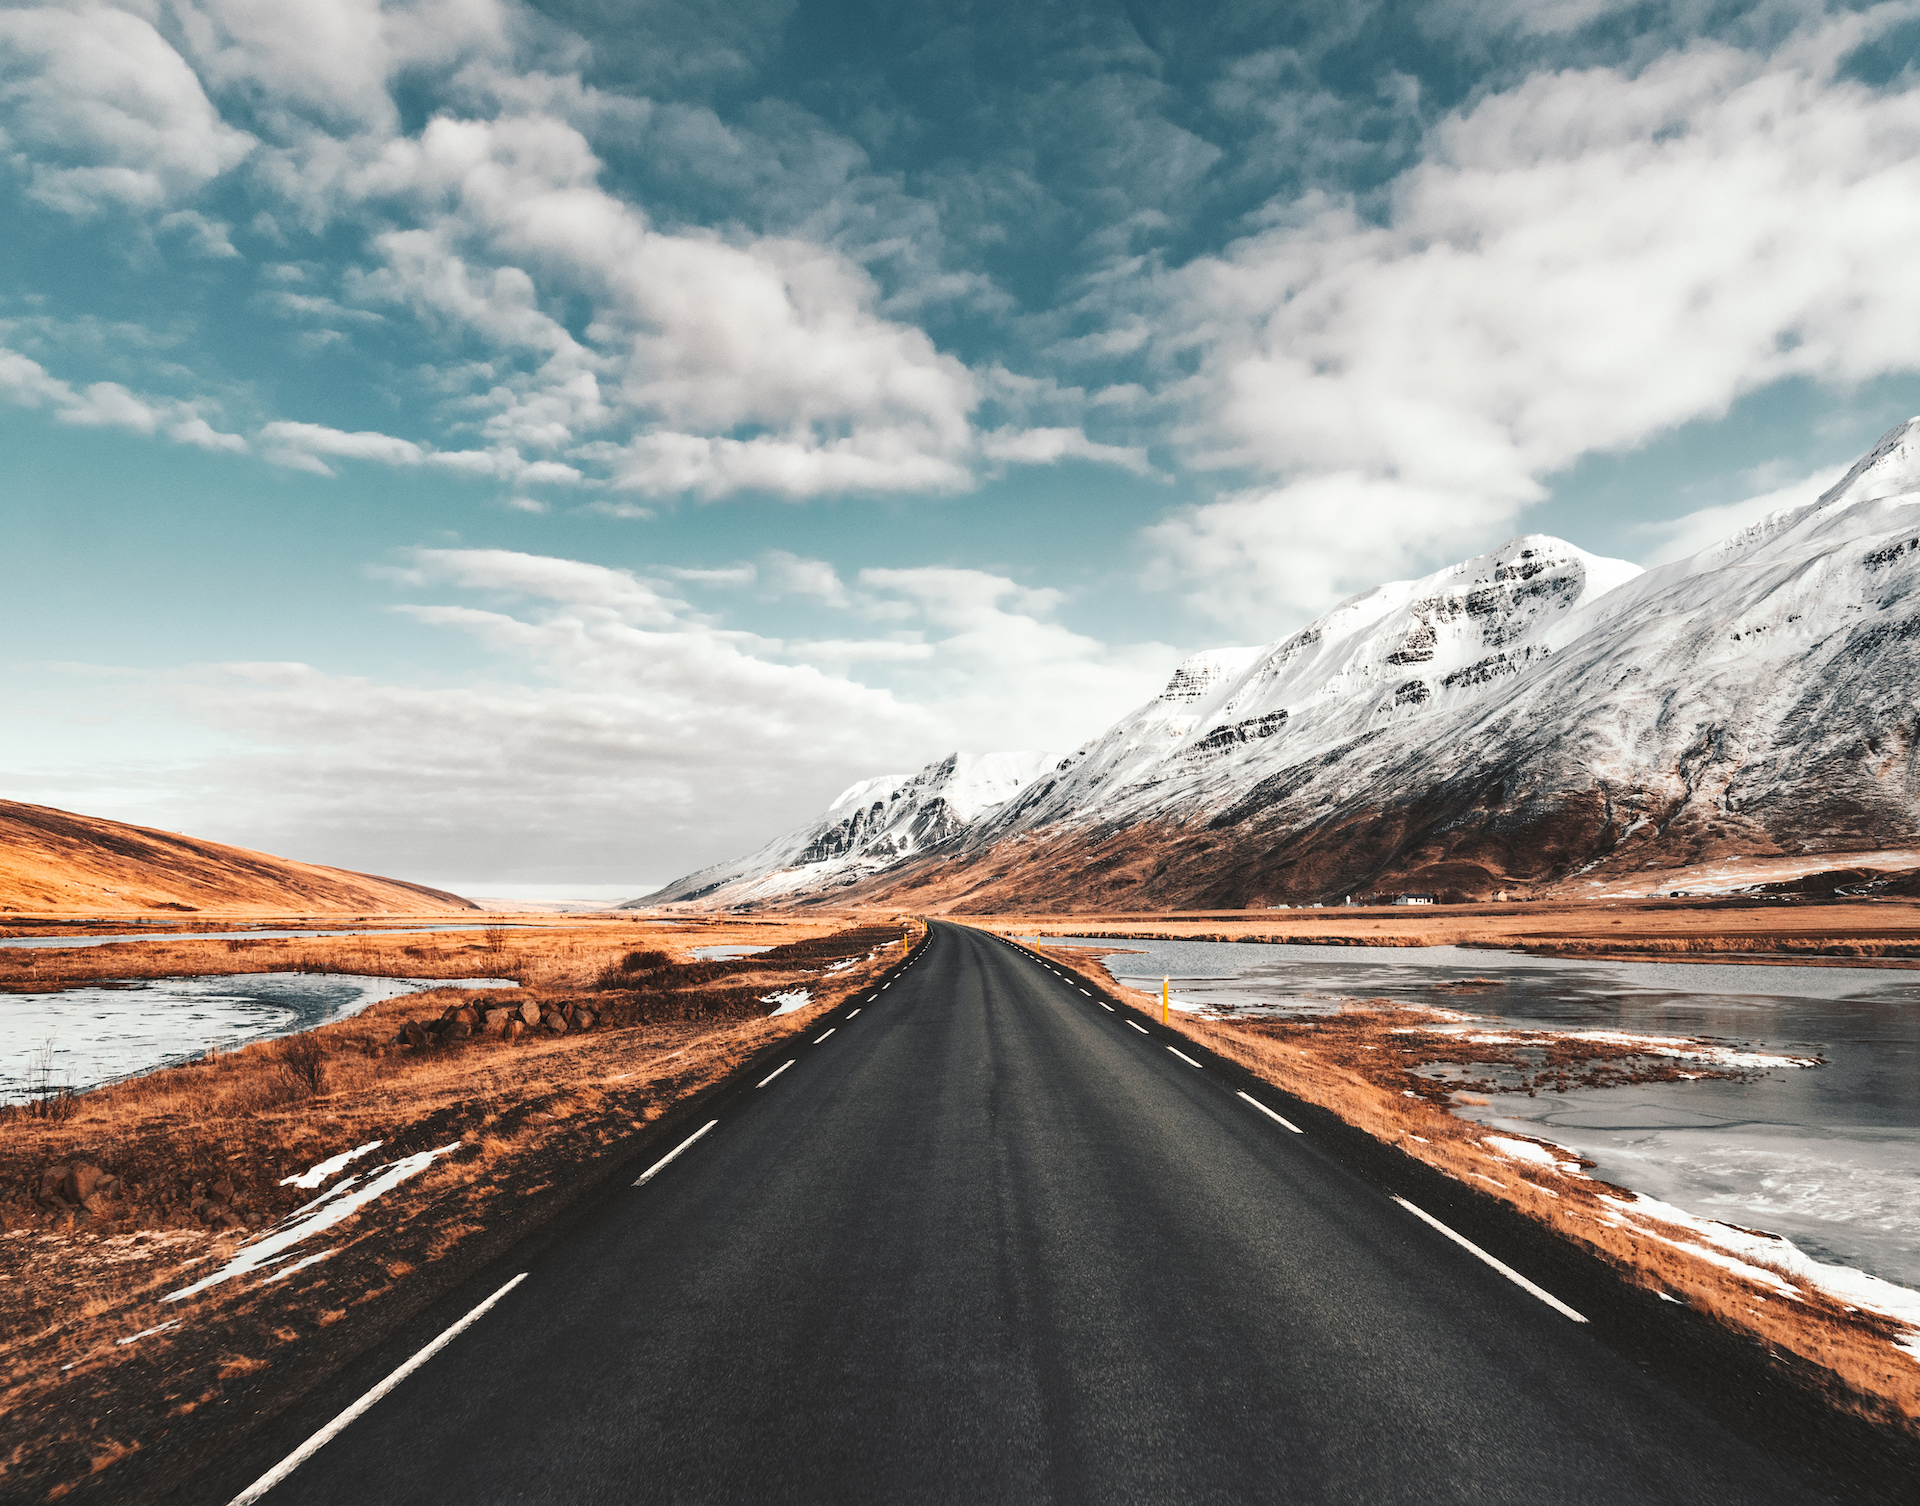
[{"left": 0, "top": 800, "right": 475, "bottom": 914}]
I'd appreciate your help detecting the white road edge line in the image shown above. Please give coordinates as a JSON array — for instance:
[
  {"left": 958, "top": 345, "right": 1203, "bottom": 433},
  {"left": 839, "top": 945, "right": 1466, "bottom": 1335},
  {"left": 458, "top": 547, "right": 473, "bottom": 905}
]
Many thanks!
[
  {"left": 1167, "top": 1047, "right": 1202, "bottom": 1068},
  {"left": 1236, "top": 1091, "right": 1303, "bottom": 1133},
  {"left": 1127, "top": 1021, "right": 1149, "bottom": 1034},
  {"left": 226, "top": 1271, "right": 529, "bottom": 1505},
  {"left": 633, "top": 1121, "right": 718, "bottom": 1187},
  {"left": 814, "top": 1028, "right": 836, "bottom": 1044},
  {"left": 757, "top": 1060, "right": 796, "bottom": 1088},
  {"left": 1392, "top": 1196, "right": 1588, "bottom": 1323}
]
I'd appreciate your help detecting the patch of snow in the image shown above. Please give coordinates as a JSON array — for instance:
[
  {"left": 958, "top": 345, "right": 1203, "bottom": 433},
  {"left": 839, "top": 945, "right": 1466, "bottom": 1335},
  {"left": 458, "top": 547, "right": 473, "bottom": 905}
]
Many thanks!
[
  {"left": 762, "top": 989, "right": 812, "bottom": 1016},
  {"left": 165, "top": 1142, "right": 462, "bottom": 1302},
  {"left": 1485, "top": 1136, "right": 1558, "bottom": 1167},
  {"left": 1602, "top": 1193, "right": 1920, "bottom": 1329},
  {"left": 280, "top": 1140, "right": 382, "bottom": 1189},
  {"left": 260, "top": 1249, "right": 334, "bottom": 1284},
  {"left": 115, "top": 1319, "right": 180, "bottom": 1346}
]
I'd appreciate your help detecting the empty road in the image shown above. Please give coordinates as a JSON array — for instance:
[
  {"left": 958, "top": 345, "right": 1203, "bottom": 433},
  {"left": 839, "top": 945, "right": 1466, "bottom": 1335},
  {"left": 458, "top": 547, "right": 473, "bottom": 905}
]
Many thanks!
[{"left": 202, "top": 920, "right": 1902, "bottom": 1504}]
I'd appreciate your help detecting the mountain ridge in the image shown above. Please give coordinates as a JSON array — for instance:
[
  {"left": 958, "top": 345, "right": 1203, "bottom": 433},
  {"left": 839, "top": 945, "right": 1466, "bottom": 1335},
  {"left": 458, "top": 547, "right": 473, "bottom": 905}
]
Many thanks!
[{"left": 654, "top": 418, "right": 1920, "bottom": 912}]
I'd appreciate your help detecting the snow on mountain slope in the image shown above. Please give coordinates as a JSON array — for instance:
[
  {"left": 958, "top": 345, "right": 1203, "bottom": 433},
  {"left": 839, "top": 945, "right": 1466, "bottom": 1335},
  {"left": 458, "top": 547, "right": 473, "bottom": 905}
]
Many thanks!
[
  {"left": 921, "top": 415, "right": 1920, "bottom": 907},
  {"left": 646, "top": 750, "right": 1056, "bottom": 906},
  {"left": 981, "top": 535, "right": 1640, "bottom": 838},
  {"left": 656, "top": 417, "right": 1920, "bottom": 912}
]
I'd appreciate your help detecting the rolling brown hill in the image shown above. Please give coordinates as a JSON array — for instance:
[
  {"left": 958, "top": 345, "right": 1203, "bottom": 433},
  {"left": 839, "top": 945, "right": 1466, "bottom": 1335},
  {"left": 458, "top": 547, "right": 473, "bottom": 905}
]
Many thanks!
[{"left": 0, "top": 800, "right": 476, "bottom": 915}]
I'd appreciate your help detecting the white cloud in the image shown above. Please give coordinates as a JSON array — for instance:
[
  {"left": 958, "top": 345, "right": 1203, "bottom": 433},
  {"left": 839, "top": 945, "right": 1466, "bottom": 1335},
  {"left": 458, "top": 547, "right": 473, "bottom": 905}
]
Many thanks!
[
  {"left": 0, "top": 340, "right": 248, "bottom": 452},
  {"left": 1149, "top": 13, "right": 1920, "bottom": 626},
  {"left": 0, "top": 3, "right": 253, "bottom": 215},
  {"left": 979, "top": 425, "right": 1153, "bottom": 476}
]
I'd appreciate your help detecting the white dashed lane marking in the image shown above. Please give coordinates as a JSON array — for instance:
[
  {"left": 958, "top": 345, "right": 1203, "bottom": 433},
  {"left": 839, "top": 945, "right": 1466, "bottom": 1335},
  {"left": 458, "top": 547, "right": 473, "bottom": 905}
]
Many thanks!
[{"left": 1236, "top": 1091, "right": 1302, "bottom": 1133}]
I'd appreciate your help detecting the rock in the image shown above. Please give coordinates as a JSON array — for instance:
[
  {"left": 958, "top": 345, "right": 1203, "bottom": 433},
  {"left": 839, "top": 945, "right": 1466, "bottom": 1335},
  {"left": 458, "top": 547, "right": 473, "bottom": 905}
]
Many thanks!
[
  {"left": 211, "top": 1178, "right": 234, "bottom": 1202},
  {"left": 574, "top": 1009, "right": 594, "bottom": 1030},
  {"left": 402, "top": 1023, "right": 431, "bottom": 1048},
  {"left": 39, "top": 1164, "right": 71, "bottom": 1207},
  {"left": 484, "top": 1007, "right": 515, "bottom": 1032},
  {"left": 543, "top": 1011, "right": 569, "bottom": 1033},
  {"left": 441, "top": 1019, "right": 472, "bottom": 1041},
  {"left": 518, "top": 1000, "right": 542, "bottom": 1026},
  {"left": 503, "top": 1018, "right": 525, "bottom": 1042}
]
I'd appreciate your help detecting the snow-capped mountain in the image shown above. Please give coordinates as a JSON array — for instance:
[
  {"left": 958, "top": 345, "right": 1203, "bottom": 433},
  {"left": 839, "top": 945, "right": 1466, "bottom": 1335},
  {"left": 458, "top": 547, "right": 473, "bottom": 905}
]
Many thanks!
[
  {"left": 646, "top": 750, "right": 1057, "bottom": 906},
  {"left": 658, "top": 418, "right": 1920, "bottom": 911}
]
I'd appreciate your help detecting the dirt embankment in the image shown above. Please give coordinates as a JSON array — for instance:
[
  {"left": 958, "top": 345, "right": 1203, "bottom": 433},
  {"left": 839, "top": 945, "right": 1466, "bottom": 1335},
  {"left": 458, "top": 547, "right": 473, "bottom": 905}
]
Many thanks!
[
  {"left": 996, "top": 930, "right": 1920, "bottom": 1436},
  {"left": 0, "top": 912, "right": 920, "bottom": 1504}
]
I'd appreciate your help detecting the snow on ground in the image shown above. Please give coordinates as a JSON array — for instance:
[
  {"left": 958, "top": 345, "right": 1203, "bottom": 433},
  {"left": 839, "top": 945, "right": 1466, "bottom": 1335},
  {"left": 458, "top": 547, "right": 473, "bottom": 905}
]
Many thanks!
[
  {"left": 164, "top": 1142, "right": 462, "bottom": 1302},
  {"left": 762, "top": 989, "right": 812, "bottom": 1015},
  {"left": 1601, "top": 1192, "right": 1920, "bottom": 1352},
  {"left": 280, "top": 1140, "right": 383, "bottom": 1189}
]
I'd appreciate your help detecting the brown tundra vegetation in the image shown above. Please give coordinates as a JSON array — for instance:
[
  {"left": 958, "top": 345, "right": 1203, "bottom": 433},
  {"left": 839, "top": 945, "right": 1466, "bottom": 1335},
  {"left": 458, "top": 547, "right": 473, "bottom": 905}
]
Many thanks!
[{"left": 0, "top": 911, "right": 917, "bottom": 1504}]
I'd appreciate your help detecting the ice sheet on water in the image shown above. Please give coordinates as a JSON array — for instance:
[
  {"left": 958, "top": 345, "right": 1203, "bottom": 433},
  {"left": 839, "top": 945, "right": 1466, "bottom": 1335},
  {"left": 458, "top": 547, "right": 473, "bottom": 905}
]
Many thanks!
[{"left": 0, "top": 973, "right": 517, "bottom": 1103}]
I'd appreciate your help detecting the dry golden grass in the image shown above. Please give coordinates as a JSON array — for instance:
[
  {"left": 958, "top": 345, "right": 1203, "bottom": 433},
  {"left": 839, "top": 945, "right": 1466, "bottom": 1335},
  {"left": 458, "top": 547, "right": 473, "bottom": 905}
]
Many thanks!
[
  {"left": 968, "top": 895, "right": 1920, "bottom": 965},
  {"left": 0, "top": 912, "right": 924, "bottom": 1503},
  {"left": 1012, "top": 935, "right": 1920, "bottom": 1432}
]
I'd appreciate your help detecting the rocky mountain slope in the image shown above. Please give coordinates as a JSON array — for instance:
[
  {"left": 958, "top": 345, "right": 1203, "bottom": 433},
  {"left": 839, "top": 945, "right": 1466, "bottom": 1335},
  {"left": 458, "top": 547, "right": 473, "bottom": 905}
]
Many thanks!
[
  {"left": 644, "top": 750, "right": 1056, "bottom": 906},
  {"left": 660, "top": 418, "right": 1920, "bottom": 911},
  {"left": 0, "top": 800, "right": 477, "bottom": 914}
]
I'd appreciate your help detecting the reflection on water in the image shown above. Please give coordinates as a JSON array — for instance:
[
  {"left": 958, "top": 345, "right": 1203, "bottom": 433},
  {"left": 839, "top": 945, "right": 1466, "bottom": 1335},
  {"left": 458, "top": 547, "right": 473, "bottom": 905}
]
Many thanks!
[
  {"left": 0, "top": 972, "right": 518, "bottom": 1102},
  {"left": 1028, "top": 935, "right": 1920, "bottom": 1289}
]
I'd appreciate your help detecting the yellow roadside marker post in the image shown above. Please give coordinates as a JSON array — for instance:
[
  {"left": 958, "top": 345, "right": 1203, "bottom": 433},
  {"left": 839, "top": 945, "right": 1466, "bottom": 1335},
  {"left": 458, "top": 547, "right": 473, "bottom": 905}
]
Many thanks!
[{"left": 1162, "top": 975, "right": 1169, "bottom": 1024}]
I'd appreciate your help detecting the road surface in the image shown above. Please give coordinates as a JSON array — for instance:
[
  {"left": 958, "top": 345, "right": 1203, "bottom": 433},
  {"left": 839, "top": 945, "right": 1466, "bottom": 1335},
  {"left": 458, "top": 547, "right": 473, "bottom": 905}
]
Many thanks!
[{"left": 200, "top": 920, "right": 1901, "bottom": 1504}]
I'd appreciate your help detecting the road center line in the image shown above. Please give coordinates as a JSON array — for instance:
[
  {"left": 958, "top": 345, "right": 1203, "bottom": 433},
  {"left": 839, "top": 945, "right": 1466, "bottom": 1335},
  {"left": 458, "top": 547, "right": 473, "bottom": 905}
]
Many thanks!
[
  {"left": 1077, "top": 988, "right": 1090, "bottom": 995},
  {"left": 814, "top": 1028, "right": 835, "bottom": 1043},
  {"left": 1236, "top": 1091, "right": 1303, "bottom": 1133},
  {"left": 1099, "top": 1002, "right": 1114, "bottom": 1011},
  {"left": 757, "top": 1060, "right": 796, "bottom": 1088},
  {"left": 846, "top": 1008, "right": 860, "bottom": 1018},
  {"left": 1167, "top": 1047, "right": 1202, "bottom": 1068},
  {"left": 226, "top": 1272, "right": 529, "bottom": 1505},
  {"left": 1392, "top": 1196, "right": 1588, "bottom": 1323},
  {"left": 1127, "top": 1021, "right": 1149, "bottom": 1034},
  {"left": 633, "top": 1121, "right": 718, "bottom": 1187}
]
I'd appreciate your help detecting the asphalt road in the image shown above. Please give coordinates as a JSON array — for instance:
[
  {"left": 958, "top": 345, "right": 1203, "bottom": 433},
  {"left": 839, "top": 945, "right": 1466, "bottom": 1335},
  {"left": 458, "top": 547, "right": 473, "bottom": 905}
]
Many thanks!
[{"left": 207, "top": 920, "right": 1905, "bottom": 1504}]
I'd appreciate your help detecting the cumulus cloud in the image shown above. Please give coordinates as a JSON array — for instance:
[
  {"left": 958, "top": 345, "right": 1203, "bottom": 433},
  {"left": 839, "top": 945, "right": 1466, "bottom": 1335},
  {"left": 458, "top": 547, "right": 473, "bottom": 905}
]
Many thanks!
[
  {"left": 0, "top": 3, "right": 253, "bottom": 214},
  {"left": 0, "top": 340, "right": 247, "bottom": 451},
  {"left": 1147, "top": 12, "right": 1920, "bottom": 624}
]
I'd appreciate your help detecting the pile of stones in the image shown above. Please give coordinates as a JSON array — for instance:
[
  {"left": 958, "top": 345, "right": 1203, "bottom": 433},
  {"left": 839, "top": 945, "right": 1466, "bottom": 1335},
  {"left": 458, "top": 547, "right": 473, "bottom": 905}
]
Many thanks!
[{"left": 392, "top": 997, "right": 597, "bottom": 1049}]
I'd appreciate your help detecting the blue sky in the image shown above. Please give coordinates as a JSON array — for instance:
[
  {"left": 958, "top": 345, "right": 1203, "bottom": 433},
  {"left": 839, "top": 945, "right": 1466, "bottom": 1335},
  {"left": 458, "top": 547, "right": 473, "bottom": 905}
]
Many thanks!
[{"left": 5, "top": 0, "right": 1920, "bottom": 899}]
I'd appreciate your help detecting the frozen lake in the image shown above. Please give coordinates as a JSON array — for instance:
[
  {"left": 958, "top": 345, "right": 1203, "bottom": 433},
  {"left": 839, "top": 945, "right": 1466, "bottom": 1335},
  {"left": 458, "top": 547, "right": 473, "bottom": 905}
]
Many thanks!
[
  {"left": 0, "top": 972, "right": 517, "bottom": 1103},
  {"left": 1029, "top": 934, "right": 1920, "bottom": 1290}
]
